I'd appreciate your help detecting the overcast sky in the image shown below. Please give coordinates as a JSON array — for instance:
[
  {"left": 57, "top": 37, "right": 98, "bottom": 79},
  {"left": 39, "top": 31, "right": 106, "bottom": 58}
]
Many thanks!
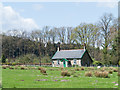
[{"left": 0, "top": 2, "right": 118, "bottom": 32}]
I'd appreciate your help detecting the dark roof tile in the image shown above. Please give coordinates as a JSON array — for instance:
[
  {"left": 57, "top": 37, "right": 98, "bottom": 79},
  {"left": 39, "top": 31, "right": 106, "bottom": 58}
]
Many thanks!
[{"left": 52, "top": 49, "right": 85, "bottom": 60}]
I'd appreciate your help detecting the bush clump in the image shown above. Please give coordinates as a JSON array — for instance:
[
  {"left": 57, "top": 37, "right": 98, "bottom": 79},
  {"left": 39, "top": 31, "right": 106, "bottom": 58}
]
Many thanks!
[
  {"left": 38, "top": 67, "right": 43, "bottom": 70},
  {"left": 94, "top": 71, "right": 109, "bottom": 78},
  {"left": 9, "top": 66, "right": 14, "bottom": 69},
  {"left": 61, "top": 70, "right": 71, "bottom": 77},
  {"left": 85, "top": 72, "right": 92, "bottom": 77},
  {"left": 81, "top": 67, "right": 84, "bottom": 70},
  {"left": 109, "top": 67, "right": 114, "bottom": 70},
  {"left": 61, "top": 67, "right": 64, "bottom": 71},
  {"left": 113, "top": 69, "right": 118, "bottom": 72},
  {"left": 100, "top": 69, "right": 105, "bottom": 72},
  {"left": 108, "top": 70, "right": 113, "bottom": 74},
  {"left": 75, "top": 68, "right": 80, "bottom": 71},
  {"left": 2, "top": 66, "right": 6, "bottom": 69},
  {"left": 20, "top": 67, "right": 25, "bottom": 70},
  {"left": 40, "top": 68, "right": 47, "bottom": 75}
]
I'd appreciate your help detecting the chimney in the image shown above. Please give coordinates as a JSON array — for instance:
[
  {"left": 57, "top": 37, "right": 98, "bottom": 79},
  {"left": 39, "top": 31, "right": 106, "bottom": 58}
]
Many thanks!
[
  {"left": 57, "top": 42, "right": 60, "bottom": 51},
  {"left": 84, "top": 43, "right": 86, "bottom": 51},
  {"left": 57, "top": 46, "right": 60, "bottom": 51}
]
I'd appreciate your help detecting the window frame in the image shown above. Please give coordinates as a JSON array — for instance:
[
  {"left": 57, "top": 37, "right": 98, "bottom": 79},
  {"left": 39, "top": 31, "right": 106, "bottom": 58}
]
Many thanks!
[
  {"left": 57, "top": 60, "right": 60, "bottom": 65},
  {"left": 74, "top": 59, "right": 76, "bottom": 65}
]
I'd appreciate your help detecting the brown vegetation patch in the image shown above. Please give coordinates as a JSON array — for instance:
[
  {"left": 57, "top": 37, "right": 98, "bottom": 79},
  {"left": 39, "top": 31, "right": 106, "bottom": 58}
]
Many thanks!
[
  {"left": 85, "top": 72, "right": 92, "bottom": 77},
  {"left": 81, "top": 67, "right": 84, "bottom": 70},
  {"left": 20, "top": 67, "right": 25, "bottom": 70},
  {"left": 38, "top": 67, "right": 43, "bottom": 70},
  {"left": 40, "top": 68, "right": 47, "bottom": 74},
  {"left": 61, "top": 70, "right": 71, "bottom": 77},
  {"left": 113, "top": 69, "right": 118, "bottom": 72},
  {"left": 9, "top": 67, "right": 14, "bottom": 69},
  {"left": 94, "top": 71, "right": 109, "bottom": 78},
  {"left": 108, "top": 70, "right": 113, "bottom": 74},
  {"left": 2, "top": 66, "right": 6, "bottom": 69},
  {"left": 61, "top": 67, "right": 64, "bottom": 71},
  {"left": 75, "top": 68, "right": 80, "bottom": 71}
]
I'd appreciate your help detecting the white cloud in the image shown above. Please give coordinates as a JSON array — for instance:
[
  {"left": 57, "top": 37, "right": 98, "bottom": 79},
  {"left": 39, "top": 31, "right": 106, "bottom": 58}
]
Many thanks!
[
  {"left": 0, "top": 3, "right": 39, "bottom": 32},
  {"left": 32, "top": 4, "right": 43, "bottom": 11}
]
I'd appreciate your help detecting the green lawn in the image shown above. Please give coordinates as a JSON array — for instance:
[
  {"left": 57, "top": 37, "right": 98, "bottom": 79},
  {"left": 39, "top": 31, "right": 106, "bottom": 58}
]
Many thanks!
[{"left": 2, "top": 67, "right": 119, "bottom": 88}]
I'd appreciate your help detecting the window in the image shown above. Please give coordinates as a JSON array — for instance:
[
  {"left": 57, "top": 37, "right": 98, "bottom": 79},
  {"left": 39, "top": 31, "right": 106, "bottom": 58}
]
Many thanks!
[
  {"left": 52, "top": 61, "right": 54, "bottom": 64},
  {"left": 57, "top": 60, "right": 60, "bottom": 65},
  {"left": 74, "top": 59, "right": 76, "bottom": 65}
]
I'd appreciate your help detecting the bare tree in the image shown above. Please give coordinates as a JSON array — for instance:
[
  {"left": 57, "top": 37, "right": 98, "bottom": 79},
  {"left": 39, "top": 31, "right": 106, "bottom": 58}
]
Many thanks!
[
  {"left": 57, "top": 27, "right": 66, "bottom": 44},
  {"left": 66, "top": 27, "right": 73, "bottom": 44},
  {"left": 49, "top": 27, "right": 57, "bottom": 44},
  {"left": 99, "top": 13, "right": 113, "bottom": 64}
]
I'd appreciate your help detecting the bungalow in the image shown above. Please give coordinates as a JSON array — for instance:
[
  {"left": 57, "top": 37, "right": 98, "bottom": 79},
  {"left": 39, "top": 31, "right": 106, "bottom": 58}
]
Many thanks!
[{"left": 52, "top": 47, "right": 93, "bottom": 67}]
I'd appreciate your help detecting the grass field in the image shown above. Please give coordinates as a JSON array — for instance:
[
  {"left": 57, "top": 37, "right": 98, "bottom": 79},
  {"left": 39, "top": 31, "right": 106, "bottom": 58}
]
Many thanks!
[{"left": 1, "top": 66, "right": 119, "bottom": 88}]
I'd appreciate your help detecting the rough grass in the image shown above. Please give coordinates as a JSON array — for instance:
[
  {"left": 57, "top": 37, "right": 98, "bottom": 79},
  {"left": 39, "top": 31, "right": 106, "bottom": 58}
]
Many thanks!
[{"left": 2, "top": 66, "right": 119, "bottom": 88}]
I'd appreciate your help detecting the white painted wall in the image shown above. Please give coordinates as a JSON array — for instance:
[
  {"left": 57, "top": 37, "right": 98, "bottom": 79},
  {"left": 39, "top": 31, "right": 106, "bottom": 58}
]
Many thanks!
[{"left": 52, "top": 59, "right": 82, "bottom": 67}]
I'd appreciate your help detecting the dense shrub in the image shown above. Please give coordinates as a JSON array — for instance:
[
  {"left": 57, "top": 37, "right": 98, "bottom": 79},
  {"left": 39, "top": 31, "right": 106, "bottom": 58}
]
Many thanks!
[
  {"left": 94, "top": 71, "right": 109, "bottom": 78},
  {"left": 15, "top": 54, "right": 39, "bottom": 64},
  {"left": 9, "top": 67, "right": 14, "bottom": 69},
  {"left": 113, "top": 69, "right": 118, "bottom": 72},
  {"left": 61, "top": 70, "right": 71, "bottom": 77},
  {"left": 85, "top": 72, "right": 92, "bottom": 77},
  {"left": 81, "top": 67, "right": 84, "bottom": 70},
  {"left": 100, "top": 69, "right": 105, "bottom": 72},
  {"left": 108, "top": 70, "right": 113, "bottom": 74},
  {"left": 101, "top": 71, "right": 109, "bottom": 78},
  {"left": 94, "top": 71, "right": 101, "bottom": 77},
  {"left": 75, "top": 68, "right": 80, "bottom": 71},
  {"left": 93, "top": 60, "right": 103, "bottom": 66},
  {"left": 109, "top": 67, "right": 114, "bottom": 70},
  {"left": 38, "top": 67, "right": 43, "bottom": 70},
  {"left": 40, "top": 68, "right": 46, "bottom": 74},
  {"left": 61, "top": 67, "right": 64, "bottom": 71},
  {"left": 72, "top": 65, "right": 75, "bottom": 67},
  {"left": 20, "top": 67, "right": 25, "bottom": 70},
  {"left": 2, "top": 66, "right": 6, "bottom": 69}
]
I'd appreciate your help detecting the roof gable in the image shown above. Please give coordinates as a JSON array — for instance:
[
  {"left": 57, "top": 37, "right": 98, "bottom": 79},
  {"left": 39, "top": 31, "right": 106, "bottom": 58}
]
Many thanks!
[{"left": 52, "top": 49, "right": 86, "bottom": 60}]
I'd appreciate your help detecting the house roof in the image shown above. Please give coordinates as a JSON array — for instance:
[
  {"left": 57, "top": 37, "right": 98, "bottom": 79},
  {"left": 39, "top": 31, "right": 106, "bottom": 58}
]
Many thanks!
[{"left": 52, "top": 49, "right": 86, "bottom": 60}]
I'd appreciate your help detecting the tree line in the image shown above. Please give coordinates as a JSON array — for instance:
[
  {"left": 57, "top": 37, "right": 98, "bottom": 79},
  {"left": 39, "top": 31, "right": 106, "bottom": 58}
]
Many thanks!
[{"left": 1, "top": 13, "right": 119, "bottom": 65}]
